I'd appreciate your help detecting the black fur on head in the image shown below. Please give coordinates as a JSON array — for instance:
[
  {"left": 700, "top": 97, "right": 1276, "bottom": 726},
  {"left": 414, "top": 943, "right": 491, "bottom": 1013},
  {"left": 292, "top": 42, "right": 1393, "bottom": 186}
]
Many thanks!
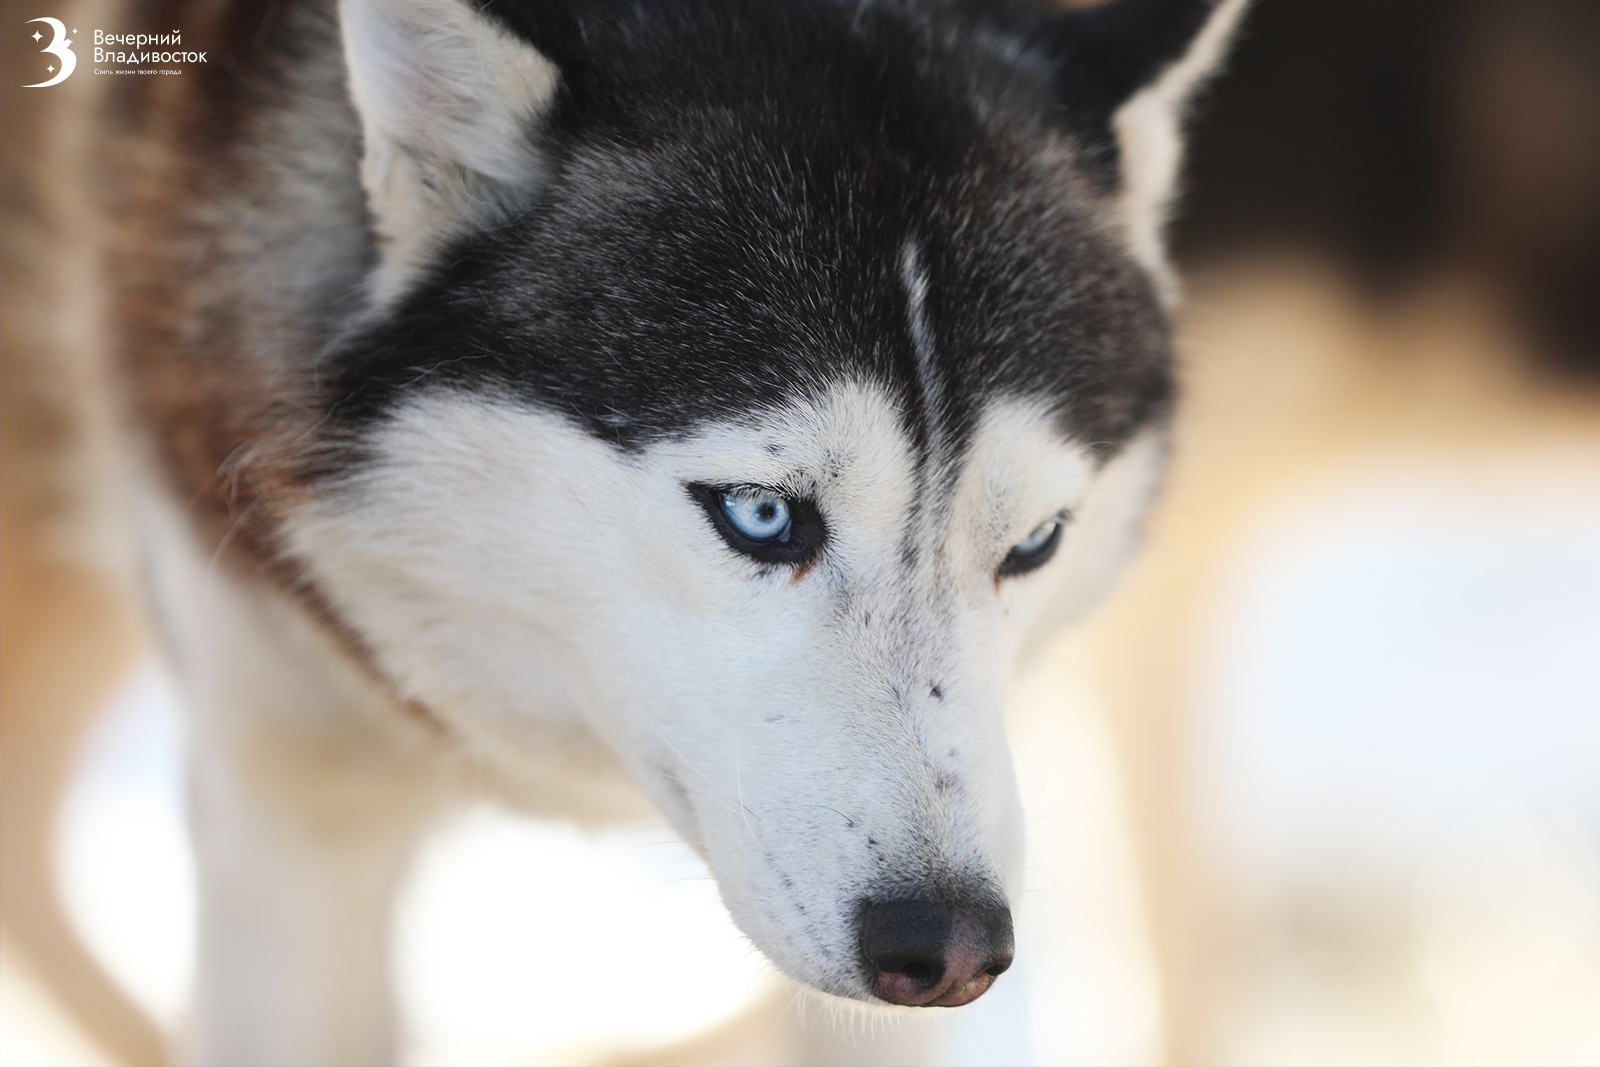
[{"left": 320, "top": 0, "right": 1222, "bottom": 467}]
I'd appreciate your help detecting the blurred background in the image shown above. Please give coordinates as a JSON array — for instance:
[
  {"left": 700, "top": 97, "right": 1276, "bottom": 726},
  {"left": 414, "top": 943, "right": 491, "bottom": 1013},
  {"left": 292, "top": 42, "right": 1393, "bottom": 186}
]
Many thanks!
[
  {"left": 1137, "top": 3, "right": 1600, "bottom": 1061},
  {"left": 4, "top": 1, "right": 1599, "bottom": 1064}
]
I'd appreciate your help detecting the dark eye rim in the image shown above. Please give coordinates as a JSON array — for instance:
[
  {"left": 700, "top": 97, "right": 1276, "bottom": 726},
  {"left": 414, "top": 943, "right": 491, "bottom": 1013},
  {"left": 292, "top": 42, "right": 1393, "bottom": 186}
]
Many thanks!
[
  {"left": 687, "top": 483, "right": 826, "bottom": 567},
  {"left": 996, "top": 511, "right": 1069, "bottom": 580}
]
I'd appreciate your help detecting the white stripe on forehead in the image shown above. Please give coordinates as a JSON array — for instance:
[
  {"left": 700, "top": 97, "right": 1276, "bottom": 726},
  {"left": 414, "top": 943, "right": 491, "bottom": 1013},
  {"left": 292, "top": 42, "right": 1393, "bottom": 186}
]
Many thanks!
[{"left": 899, "top": 235, "right": 948, "bottom": 466}]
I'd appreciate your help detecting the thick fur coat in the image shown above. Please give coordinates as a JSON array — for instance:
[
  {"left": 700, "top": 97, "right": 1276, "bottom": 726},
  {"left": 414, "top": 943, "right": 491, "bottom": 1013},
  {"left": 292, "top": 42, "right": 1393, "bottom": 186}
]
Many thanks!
[{"left": 14, "top": 0, "right": 1243, "bottom": 1062}]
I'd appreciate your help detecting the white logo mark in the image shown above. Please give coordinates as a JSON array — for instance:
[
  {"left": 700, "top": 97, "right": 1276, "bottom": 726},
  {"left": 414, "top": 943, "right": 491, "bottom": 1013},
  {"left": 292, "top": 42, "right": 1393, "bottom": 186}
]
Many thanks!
[{"left": 23, "top": 17, "right": 75, "bottom": 87}]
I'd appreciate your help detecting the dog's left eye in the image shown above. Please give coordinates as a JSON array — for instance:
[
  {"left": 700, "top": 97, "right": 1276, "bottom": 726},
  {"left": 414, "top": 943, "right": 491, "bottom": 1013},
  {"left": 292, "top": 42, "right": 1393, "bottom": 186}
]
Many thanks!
[
  {"left": 997, "top": 512, "right": 1068, "bottom": 579},
  {"left": 688, "top": 483, "right": 825, "bottom": 568}
]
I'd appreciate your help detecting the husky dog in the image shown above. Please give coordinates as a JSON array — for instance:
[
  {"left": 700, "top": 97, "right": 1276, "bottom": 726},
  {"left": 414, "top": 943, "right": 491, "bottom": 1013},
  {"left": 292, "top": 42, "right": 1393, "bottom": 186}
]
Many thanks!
[{"left": 70, "top": 0, "right": 1242, "bottom": 1061}]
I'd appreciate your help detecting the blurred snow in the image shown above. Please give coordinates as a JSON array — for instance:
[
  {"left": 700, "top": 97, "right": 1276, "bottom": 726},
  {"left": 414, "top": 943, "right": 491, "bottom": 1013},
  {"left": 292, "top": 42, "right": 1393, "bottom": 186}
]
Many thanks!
[
  {"left": 1197, "top": 462, "right": 1600, "bottom": 1064},
  {"left": 1201, "top": 468, "right": 1600, "bottom": 872},
  {"left": 396, "top": 809, "right": 776, "bottom": 1065}
]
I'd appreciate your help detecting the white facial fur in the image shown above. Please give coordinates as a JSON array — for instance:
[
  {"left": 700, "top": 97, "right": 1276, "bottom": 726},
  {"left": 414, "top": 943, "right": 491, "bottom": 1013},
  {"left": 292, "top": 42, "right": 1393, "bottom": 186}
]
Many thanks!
[{"left": 284, "top": 381, "right": 1165, "bottom": 996}]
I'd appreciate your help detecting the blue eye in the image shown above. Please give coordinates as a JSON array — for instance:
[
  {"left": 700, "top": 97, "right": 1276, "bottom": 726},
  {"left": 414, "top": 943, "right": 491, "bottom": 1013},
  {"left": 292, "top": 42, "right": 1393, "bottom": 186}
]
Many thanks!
[
  {"left": 1012, "top": 519, "right": 1059, "bottom": 555},
  {"left": 720, "top": 491, "right": 792, "bottom": 543},
  {"left": 690, "top": 483, "right": 825, "bottom": 568},
  {"left": 997, "top": 511, "right": 1069, "bottom": 579}
]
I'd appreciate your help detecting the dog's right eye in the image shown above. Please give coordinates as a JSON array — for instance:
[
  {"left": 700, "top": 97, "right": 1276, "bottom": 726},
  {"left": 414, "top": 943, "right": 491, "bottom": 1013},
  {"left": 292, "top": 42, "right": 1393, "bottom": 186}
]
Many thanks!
[
  {"left": 996, "top": 510, "right": 1069, "bottom": 580},
  {"left": 688, "top": 484, "right": 825, "bottom": 568},
  {"left": 721, "top": 491, "right": 792, "bottom": 542}
]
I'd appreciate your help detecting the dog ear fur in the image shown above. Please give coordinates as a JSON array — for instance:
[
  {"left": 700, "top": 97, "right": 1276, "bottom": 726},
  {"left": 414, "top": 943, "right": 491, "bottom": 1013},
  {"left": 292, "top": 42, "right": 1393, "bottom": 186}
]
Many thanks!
[
  {"left": 339, "top": 0, "right": 563, "bottom": 304},
  {"left": 1043, "top": 0, "right": 1251, "bottom": 300}
]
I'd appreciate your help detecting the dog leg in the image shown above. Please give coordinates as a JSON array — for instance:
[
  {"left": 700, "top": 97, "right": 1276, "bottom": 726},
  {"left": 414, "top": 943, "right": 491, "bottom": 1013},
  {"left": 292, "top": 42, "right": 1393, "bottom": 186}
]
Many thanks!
[
  {"left": 187, "top": 742, "right": 430, "bottom": 1067},
  {"left": 177, "top": 643, "right": 443, "bottom": 1067},
  {"left": 140, "top": 501, "right": 447, "bottom": 1067}
]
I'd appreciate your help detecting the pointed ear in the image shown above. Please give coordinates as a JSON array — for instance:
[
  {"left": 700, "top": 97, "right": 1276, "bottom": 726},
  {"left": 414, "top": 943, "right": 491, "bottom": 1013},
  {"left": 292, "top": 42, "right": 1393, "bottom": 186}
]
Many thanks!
[
  {"left": 1043, "top": 0, "right": 1250, "bottom": 299},
  {"left": 339, "top": 0, "right": 565, "bottom": 304}
]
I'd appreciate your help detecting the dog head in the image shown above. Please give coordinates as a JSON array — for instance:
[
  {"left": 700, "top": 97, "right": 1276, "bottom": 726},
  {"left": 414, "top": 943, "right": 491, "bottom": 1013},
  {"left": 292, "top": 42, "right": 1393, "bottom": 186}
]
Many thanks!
[{"left": 290, "top": 0, "right": 1242, "bottom": 1007}]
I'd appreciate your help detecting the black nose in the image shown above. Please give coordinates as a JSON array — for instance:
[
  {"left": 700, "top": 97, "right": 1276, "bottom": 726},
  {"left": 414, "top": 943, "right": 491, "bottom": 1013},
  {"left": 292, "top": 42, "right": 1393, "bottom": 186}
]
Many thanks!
[{"left": 858, "top": 898, "right": 1014, "bottom": 1007}]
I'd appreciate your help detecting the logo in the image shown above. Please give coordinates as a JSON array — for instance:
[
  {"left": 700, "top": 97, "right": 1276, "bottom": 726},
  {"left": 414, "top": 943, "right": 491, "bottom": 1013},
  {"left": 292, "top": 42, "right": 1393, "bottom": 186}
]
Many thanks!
[{"left": 23, "top": 17, "right": 75, "bottom": 87}]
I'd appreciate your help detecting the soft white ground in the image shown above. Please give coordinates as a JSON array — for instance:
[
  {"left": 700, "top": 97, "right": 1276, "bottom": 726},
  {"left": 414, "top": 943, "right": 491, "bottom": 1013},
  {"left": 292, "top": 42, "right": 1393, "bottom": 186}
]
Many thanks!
[{"left": 1196, "top": 461, "right": 1600, "bottom": 1065}]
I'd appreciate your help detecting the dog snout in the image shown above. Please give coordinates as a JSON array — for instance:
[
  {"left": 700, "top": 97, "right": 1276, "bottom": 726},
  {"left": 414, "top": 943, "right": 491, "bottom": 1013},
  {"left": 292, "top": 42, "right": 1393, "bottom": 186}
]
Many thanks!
[{"left": 858, "top": 898, "right": 1014, "bottom": 1007}]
